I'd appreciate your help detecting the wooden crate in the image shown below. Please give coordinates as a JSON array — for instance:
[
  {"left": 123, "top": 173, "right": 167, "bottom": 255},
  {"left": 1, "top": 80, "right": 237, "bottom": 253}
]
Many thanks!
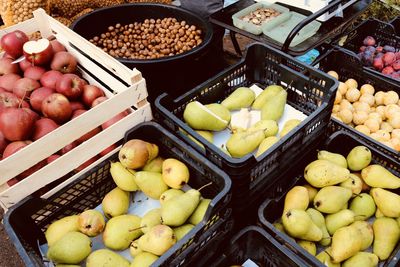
[{"left": 0, "top": 9, "right": 153, "bottom": 209}]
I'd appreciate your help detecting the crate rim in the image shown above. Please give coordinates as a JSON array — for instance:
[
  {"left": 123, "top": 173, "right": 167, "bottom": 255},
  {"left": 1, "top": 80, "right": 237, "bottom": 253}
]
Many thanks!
[{"left": 155, "top": 42, "right": 339, "bottom": 167}]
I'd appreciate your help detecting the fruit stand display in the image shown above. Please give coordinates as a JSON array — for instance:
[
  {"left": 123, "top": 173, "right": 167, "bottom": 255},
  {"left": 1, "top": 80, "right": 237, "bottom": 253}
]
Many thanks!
[{"left": 0, "top": 8, "right": 152, "bottom": 209}]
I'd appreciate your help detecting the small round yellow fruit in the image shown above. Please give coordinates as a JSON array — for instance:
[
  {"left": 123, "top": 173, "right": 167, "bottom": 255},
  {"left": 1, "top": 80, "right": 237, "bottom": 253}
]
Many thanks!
[
  {"left": 352, "top": 110, "right": 368, "bottom": 125},
  {"left": 392, "top": 129, "right": 400, "bottom": 139},
  {"left": 374, "top": 91, "right": 386, "bottom": 106},
  {"left": 385, "top": 104, "right": 400, "bottom": 120},
  {"left": 375, "top": 106, "right": 386, "bottom": 120},
  {"left": 359, "top": 94, "right": 375, "bottom": 106},
  {"left": 334, "top": 90, "right": 342, "bottom": 105},
  {"left": 368, "top": 112, "right": 383, "bottom": 124},
  {"left": 353, "top": 101, "right": 370, "bottom": 113},
  {"left": 375, "top": 129, "right": 391, "bottom": 142},
  {"left": 332, "top": 104, "right": 340, "bottom": 113},
  {"left": 355, "top": 125, "right": 371, "bottom": 135},
  {"left": 388, "top": 114, "right": 400, "bottom": 129},
  {"left": 360, "top": 84, "right": 375, "bottom": 95},
  {"left": 364, "top": 118, "right": 380, "bottom": 133},
  {"left": 381, "top": 121, "right": 394, "bottom": 133},
  {"left": 327, "top": 70, "right": 339, "bottom": 80},
  {"left": 390, "top": 138, "right": 400, "bottom": 151},
  {"left": 345, "top": 78, "right": 358, "bottom": 89},
  {"left": 339, "top": 109, "right": 353, "bottom": 124},
  {"left": 345, "top": 88, "right": 361, "bottom": 103},
  {"left": 339, "top": 99, "right": 353, "bottom": 111},
  {"left": 383, "top": 91, "right": 400, "bottom": 106},
  {"left": 338, "top": 82, "right": 348, "bottom": 95}
]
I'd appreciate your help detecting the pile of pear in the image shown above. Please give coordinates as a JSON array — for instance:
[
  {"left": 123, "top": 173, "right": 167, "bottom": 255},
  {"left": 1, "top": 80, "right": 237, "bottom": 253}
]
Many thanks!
[
  {"left": 182, "top": 85, "right": 302, "bottom": 158},
  {"left": 43, "top": 139, "right": 212, "bottom": 267},
  {"left": 276, "top": 145, "right": 400, "bottom": 266}
]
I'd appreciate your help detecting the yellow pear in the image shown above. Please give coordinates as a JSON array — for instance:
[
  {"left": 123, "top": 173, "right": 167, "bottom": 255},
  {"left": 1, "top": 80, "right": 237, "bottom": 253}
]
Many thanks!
[
  {"left": 283, "top": 186, "right": 309, "bottom": 213},
  {"left": 282, "top": 209, "right": 322, "bottom": 241},
  {"left": 273, "top": 222, "right": 286, "bottom": 233},
  {"left": 86, "top": 249, "right": 130, "bottom": 267},
  {"left": 303, "top": 184, "right": 318, "bottom": 202},
  {"left": 204, "top": 103, "right": 231, "bottom": 122},
  {"left": 140, "top": 209, "right": 162, "bottom": 234},
  {"left": 343, "top": 252, "right": 379, "bottom": 267},
  {"left": 221, "top": 87, "right": 255, "bottom": 110},
  {"left": 306, "top": 208, "right": 331, "bottom": 246},
  {"left": 226, "top": 129, "right": 265, "bottom": 158},
  {"left": 361, "top": 164, "right": 400, "bottom": 189},
  {"left": 346, "top": 146, "right": 371, "bottom": 171},
  {"left": 351, "top": 221, "right": 373, "bottom": 250},
  {"left": 297, "top": 240, "right": 316, "bottom": 256},
  {"left": 173, "top": 224, "right": 195, "bottom": 241},
  {"left": 103, "top": 215, "right": 142, "bottom": 250},
  {"left": 102, "top": 187, "right": 130, "bottom": 219},
  {"left": 326, "top": 209, "right": 355, "bottom": 235},
  {"left": 249, "top": 119, "right": 279, "bottom": 137},
  {"left": 255, "top": 136, "right": 279, "bottom": 157},
  {"left": 340, "top": 173, "right": 363, "bottom": 196},
  {"left": 130, "top": 252, "right": 159, "bottom": 267},
  {"left": 142, "top": 157, "right": 164, "bottom": 173},
  {"left": 252, "top": 84, "right": 284, "bottom": 109},
  {"left": 45, "top": 215, "right": 79, "bottom": 247},
  {"left": 183, "top": 101, "right": 228, "bottom": 131},
  {"left": 129, "top": 239, "right": 142, "bottom": 257},
  {"left": 316, "top": 248, "right": 340, "bottom": 267},
  {"left": 159, "top": 189, "right": 184, "bottom": 205},
  {"left": 119, "top": 139, "right": 158, "bottom": 169},
  {"left": 313, "top": 186, "right": 352, "bottom": 214},
  {"left": 188, "top": 198, "right": 211, "bottom": 225},
  {"left": 373, "top": 217, "right": 400, "bottom": 260},
  {"left": 349, "top": 193, "right": 376, "bottom": 221},
  {"left": 304, "top": 160, "right": 350, "bottom": 188},
  {"left": 370, "top": 188, "right": 400, "bottom": 217},
  {"left": 134, "top": 171, "right": 169, "bottom": 199},
  {"left": 330, "top": 225, "right": 363, "bottom": 263},
  {"left": 317, "top": 150, "right": 347, "bottom": 168},
  {"left": 162, "top": 158, "right": 190, "bottom": 189},
  {"left": 261, "top": 89, "right": 287, "bottom": 121},
  {"left": 138, "top": 225, "right": 176, "bottom": 256},
  {"left": 47, "top": 232, "right": 91, "bottom": 264},
  {"left": 110, "top": 161, "right": 138, "bottom": 191}
]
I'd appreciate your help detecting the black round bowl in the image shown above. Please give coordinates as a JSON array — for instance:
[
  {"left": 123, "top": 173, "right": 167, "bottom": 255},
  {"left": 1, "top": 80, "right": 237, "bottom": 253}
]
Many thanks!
[{"left": 70, "top": 3, "right": 214, "bottom": 102}]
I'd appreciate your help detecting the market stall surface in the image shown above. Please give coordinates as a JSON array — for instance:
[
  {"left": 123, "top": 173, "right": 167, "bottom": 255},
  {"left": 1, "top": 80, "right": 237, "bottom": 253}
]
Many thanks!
[{"left": 0, "top": 208, "right": 23, "bottom": 267}]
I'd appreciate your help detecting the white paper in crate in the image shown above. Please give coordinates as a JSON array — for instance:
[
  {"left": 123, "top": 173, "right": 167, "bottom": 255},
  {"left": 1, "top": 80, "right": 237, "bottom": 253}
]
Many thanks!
[
  {"left": 40, "top": 185, "right": 192, "bottom": 266},
  {"left": 213, "top": 84, "right": 307, "bottom": 152}
]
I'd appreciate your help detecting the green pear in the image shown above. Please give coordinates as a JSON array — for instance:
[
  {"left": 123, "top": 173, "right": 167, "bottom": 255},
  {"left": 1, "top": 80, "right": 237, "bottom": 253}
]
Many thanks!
[
  {"left": 173, "top": 224, "right": 195, "bottom": 241},
  {"left": 255, "top": 136, "right": 279, "bottom": 157},
  {"left": 373, "top": 217, "right": 400, "bottom": 260},
  {"left": 189, "top": 198, "right": 211, "bottom": 225},
  {"left": 162, "top": 158, "right": 190, "bottom": 189},
  {"left": 102, "top": 187, "right": 130, "bottom": 219},
  {"left": 340, "top": 173, "right": 363, "bottom": 196},
  {"left": 313, "top": 186, "right": 352, "bottom": 214},
  {"left": 361, "top": 164, "right": 400, "bottom": 189},
  {"left": 375, "top": 208, "right": 384, "bottom": 218},
  {"left": 283, "top": 186, "right": 309, "bottom": 213},
  {"left": 45, "top": 215, "right": 79, "bottom": 247},
  {"left": 351, "top": 221, "right": 374, "bottom": 250},
  {"left": 370, "top": 188, "right": 400, "bottom": 217},
  {"left": 279, "top": 119, "right": 301, "bottom": 138},
  {"left": 142, "top": 157, "right": 164, "bottom": 173},
  {"left": 221, "top": 87, "right": 255, "bottom": 110},
  {"left": 161, "top": 189, "right": 201, "bottom": 226},
  {"left": 226, "top": 129, "right": 265, "bottom": 158},
  {"left": 183, "top": 101, "right": 228, "bottom": 131},
  {"left": 131, "top": 252, "right": 159, "bottom": 267},
  {"left": 304, "top": 160, "right": 350, "bottom": 188},
  {"left": 159, "top": 189, "right": 184, "bottom": 205},
  {"left": 103, "top": 214, "right": 142, "bottom": 250},
  {"left": 317, "top": 150, "right": 347, "bottom": 168},
  {"left": 78, "top": 210, "right": 105, "bottom": 237},
  {"left": 110, "top": 161, "right": 138, "bottom": 191},
  {"left": 330, "top": 225, "right": 363, "bottom": 263},
  {"left": 130, "top": 239, "right": 142, "bottom": 257},
  {"left": 303, "top": 185, "right": 318, "bottom": 202},
  {"left": 204, "top": 103, "right": 231, "bottom": 122},
  {"left": 282, "top": 209, "right": 322, "bottom": 241},
  {"left": 297, "top": 240, "right": 316, "bottom": 256},
  {"left": 134, "top": 171, "right": 168, "bottom": 199},
  {"left": 252, "top": 84, "right": 284, "bottom": 109},
  {"left": 349, "top": 193, "right": 376, "bottom": 221},
  {"left": 249, "top": 120, "right": 279, "bottom": 137},
  {"left": 261, "top": 89, "right": 287, "bottom": 121},
  {"left": 326, "top": 209, "right": 355, "bottom": 235},
  {"left": 140, "top": 208, "right": 162, "bottom": 233},
  {"left": 316, "top": 248, "right": 340, "bottom": 267},
  {"left": 306, "top": 208, "right": 331, "bottom": 246},
  {"left": 346, "top": 146, "right": 372, "bottom": 171},
  {"left": 343, "top": 252, "right": 379, "bottom": 267},
  {"left": 138, "top": 225, "right": 177, "bottom": 256},
  {"left": 47, "top": 232, "right": 91, "bottom": 264},
  {"left": 86, "top": 249, "right": 130, "bottom": 267}
]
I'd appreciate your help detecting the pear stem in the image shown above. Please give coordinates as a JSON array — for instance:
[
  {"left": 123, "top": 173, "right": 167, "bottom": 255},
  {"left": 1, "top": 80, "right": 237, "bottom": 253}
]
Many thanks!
[
  {"left": 129, "top": 225, "right": 146, "bottom": 232},
  {"left": 325, "top": 250, "right": 333, "bottom": 259},
  {"left": 198, "top": 182, "right": 213, "bottom": 192}
]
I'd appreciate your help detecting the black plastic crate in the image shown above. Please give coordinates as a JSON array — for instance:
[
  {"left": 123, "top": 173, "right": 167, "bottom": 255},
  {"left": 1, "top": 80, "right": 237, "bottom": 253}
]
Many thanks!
[
  {"left": 3, "top": 121, "right": 232, "bottom": 267},
  {"left": 314, "top": 48, "right": 400, "bottom": 162},
  {"left": 258, "top": 130, "right": 400, "bottom": 267},
  {"left": 390, "top": 16, "right": 400, "bottom": 33},
  {"left": 154, "top": 42, "right": 337, "bottom": 198},
  {"left": 204, "top": 226, "right": 310, "bottom": 267},
  {"left": 338, "top": 17, "right": 400, "bottom": 84}
]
